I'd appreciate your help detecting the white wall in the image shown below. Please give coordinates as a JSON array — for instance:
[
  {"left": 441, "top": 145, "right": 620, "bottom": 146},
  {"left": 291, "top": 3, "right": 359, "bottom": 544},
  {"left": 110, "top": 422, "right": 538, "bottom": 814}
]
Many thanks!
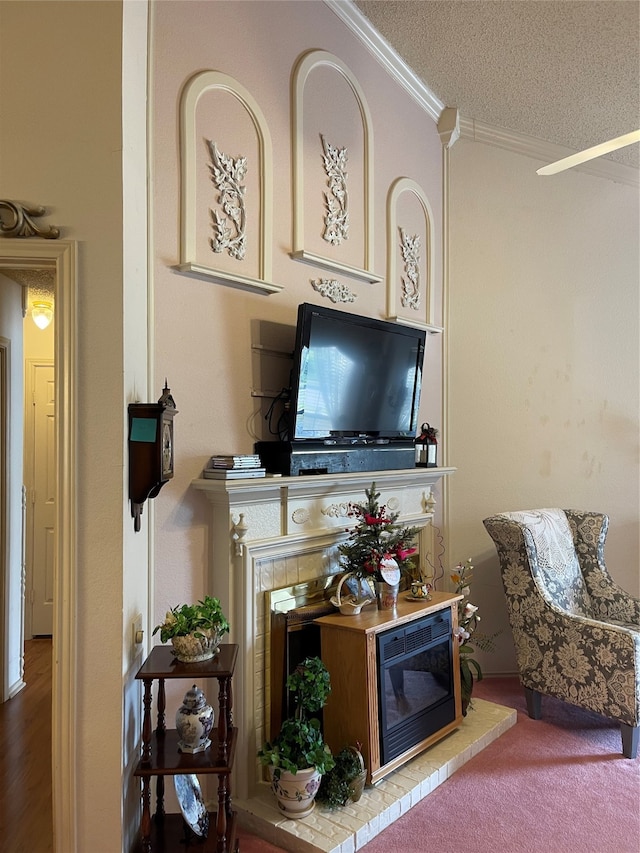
[
  {"left": 0, "top": 276, "right": 24, "bottom": 697},
  {"left": 447, "top": 138, "right": 640, "bottom": 673},
  {"left": 150, "top": 0, "right": 445, "bottom": 632},
  {"left": 0, "top": 1, "right": 149, "bottom": 850}
]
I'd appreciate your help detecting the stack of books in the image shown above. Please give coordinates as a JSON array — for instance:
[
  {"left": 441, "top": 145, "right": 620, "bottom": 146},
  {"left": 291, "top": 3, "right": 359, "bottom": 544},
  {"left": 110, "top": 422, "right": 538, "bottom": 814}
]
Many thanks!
[{"left": 203, "top": 454, "right": 266, "bottom": 479}]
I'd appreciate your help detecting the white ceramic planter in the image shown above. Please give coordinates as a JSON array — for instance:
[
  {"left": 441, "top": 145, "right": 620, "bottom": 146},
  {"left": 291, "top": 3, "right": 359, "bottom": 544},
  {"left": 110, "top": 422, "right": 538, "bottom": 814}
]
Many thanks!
[{"left": 268, "top": 766, "right": 322, "bottom": 819}]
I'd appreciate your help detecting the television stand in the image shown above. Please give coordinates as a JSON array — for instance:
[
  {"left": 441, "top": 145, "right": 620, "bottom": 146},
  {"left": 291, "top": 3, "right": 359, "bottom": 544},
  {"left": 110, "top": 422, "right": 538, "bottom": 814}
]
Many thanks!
[{"left": 254, "top": 440, "right": 415, "bottom": 476}]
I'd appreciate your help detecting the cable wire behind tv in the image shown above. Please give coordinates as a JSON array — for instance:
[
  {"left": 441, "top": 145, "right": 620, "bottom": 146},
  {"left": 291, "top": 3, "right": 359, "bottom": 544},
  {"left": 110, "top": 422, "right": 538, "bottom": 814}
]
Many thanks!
[{"left": 265, "top": 387, "right": 290, "bottom": 440}]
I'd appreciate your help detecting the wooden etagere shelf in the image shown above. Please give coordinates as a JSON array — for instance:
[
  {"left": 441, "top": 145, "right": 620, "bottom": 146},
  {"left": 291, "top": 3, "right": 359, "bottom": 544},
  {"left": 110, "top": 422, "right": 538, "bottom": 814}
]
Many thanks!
[{"left": 134, "top": 644, "right": 239, "bottom": 852}]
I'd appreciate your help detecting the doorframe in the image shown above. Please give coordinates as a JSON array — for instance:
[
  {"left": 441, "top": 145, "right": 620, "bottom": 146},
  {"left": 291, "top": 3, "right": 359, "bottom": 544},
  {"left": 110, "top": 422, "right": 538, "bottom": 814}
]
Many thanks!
[
  {"left": 0, "top": 336, "right": 8, "bottom": 698},
  {"left": 0, "top": 238, "right": 77, "bottom": 853}
]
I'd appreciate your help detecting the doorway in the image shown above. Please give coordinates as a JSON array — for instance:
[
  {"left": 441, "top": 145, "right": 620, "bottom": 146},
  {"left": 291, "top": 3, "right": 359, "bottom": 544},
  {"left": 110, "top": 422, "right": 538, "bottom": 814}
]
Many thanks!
[
  {"left": 25, "top": 359, "right": 55, "bottom": 637},
  {"left": 0, "top": 238, "right": 77, "bottom": 852}
]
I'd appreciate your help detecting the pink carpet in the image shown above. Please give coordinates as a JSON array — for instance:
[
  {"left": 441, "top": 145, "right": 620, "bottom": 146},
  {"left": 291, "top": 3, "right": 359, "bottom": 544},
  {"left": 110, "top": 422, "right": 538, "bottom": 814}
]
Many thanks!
[{"left": 238, "top": 676, "right": 640, "bottom": 853}]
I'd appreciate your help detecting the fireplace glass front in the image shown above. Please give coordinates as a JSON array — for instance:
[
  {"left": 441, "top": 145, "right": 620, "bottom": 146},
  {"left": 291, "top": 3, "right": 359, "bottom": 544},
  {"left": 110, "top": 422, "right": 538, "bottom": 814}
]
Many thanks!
[{"left": 377, "top": 609, "right": 455, "bottom": 765}]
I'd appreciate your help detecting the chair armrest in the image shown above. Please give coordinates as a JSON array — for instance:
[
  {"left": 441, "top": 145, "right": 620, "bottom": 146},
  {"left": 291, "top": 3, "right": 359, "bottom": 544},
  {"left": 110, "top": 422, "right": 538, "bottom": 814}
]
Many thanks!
[{"left": 513, "top": 602, "right": 639, "bottom": 727}]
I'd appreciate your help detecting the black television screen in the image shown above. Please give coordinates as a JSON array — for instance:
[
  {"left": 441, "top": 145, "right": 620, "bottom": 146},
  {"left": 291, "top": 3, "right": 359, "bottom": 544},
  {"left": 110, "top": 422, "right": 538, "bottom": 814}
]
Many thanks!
[{"left": 289, "top": 303, "right": 426, "bottom": 442}]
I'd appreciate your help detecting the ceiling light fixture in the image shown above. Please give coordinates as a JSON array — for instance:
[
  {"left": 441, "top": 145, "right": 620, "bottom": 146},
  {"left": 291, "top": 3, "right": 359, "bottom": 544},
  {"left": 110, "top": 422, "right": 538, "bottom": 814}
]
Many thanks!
[
  {"left": 537, "top": 130, "right": 640, "bottom": 176},
  {"left": 31, "top": 300, "right": 54, "bottom": 330}
]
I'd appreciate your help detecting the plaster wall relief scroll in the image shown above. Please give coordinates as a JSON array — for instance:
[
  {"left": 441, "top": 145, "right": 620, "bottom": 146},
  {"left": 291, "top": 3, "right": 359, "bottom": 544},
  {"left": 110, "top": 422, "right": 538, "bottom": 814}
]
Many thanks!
[
  {"left": 175, "top": 70, "right": 281, "bottom": 295},
  {"left": 386, "top": 178, "right": 442, "bottom": 333},
  {"left": 291, "top": 50, "right": 382, "bottom": 286}
]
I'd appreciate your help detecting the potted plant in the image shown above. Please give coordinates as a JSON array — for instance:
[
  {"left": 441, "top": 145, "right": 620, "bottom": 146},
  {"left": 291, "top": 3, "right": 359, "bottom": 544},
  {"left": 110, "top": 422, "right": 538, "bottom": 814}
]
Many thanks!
[
  {"left": 451, "top": 559, "right": 498, "bottom": 714},
  {"left": 317, "top": 743, "right": 366, "bottom": 808},
  {"left": 257, "top": 656, "right": 335, "bottom": 819},
  {"left": 152, "top": 595, "right": 230, "bottom": 663},
  {"left": 338, "top": 482, "right": 419, "bottom": 610}
]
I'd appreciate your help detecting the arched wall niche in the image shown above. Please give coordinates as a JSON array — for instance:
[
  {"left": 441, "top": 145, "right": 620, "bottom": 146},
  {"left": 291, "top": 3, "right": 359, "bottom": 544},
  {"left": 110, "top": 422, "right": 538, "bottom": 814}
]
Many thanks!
[
  {"left": 175, "top": 70, "right": 281, "bottom": 295},
  {"left": 386, "top": 177, "right": 442, "bottom": 333},
  {"left": 290, "top": 49, "right": 381, "bottom": 284}
]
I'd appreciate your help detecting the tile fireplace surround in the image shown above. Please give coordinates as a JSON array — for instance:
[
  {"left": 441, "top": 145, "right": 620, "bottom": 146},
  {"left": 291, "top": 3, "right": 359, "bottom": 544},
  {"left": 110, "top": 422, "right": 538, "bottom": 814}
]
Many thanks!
[{"left": 190, "top": 468, "right": 517, "bottom": 851}]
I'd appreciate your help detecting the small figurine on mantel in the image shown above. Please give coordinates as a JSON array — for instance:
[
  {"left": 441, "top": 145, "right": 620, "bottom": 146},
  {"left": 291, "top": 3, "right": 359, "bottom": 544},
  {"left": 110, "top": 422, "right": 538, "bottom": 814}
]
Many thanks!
[{"left": 415, "top": 423, "right": 438, "bottom": 468}]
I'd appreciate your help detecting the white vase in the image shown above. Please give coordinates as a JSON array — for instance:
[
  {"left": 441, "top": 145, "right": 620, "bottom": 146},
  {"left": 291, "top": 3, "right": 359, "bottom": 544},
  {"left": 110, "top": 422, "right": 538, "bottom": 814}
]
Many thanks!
[
  {"left": 175, "top": 684, "right": 214, "bottom": 754},
  {"left": 268, "top": 766, "right": 322, "bottom": 819}
]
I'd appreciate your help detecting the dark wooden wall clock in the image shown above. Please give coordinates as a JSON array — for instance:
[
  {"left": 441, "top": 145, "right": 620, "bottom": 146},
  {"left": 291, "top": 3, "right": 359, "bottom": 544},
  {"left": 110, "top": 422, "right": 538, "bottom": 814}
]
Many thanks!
[{"left": 128, "top": 381, "right": 178, "bottom": 532}]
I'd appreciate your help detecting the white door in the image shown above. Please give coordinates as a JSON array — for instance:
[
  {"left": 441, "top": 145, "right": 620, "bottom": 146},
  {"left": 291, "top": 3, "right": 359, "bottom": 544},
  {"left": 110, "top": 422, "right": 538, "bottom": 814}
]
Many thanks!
[{"left": 28, "top": 362, "right": 55, "bottom": 636}]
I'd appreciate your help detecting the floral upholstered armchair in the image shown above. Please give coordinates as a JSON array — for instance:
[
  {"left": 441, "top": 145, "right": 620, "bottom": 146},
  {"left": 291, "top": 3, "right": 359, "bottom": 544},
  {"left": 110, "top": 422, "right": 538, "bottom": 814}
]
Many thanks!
[{"left": 483, "top": 508, "right": 640, "bottom": 758}]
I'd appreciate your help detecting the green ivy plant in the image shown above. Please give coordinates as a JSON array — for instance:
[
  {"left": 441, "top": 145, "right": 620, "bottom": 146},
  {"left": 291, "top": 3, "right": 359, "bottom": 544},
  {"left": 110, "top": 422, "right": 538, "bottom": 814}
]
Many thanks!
[
  {"left": 317, "top": 745, "right": 365, "bottom": 808},
  {"left": 257, "top": 656, "right": 335, "bottom": 779},
  {"left": 152, "top": 595, "right": 230, "bottom": 643}
]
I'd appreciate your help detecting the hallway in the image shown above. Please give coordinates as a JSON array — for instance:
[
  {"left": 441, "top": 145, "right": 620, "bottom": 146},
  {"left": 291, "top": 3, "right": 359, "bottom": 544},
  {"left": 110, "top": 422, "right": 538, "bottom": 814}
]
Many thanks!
[{"left": 0, "top": 638, "right": 53, "bottom": 852}]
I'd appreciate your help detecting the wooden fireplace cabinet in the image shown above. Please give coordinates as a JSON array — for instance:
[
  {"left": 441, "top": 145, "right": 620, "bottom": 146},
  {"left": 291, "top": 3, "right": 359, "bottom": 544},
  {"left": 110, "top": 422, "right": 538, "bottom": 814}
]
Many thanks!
[
  {"left": 316, "top": 592, "right": 463, "bottom": 785},
  {"left": 134, "top": 644, "right": 239, "bottom": 852}
]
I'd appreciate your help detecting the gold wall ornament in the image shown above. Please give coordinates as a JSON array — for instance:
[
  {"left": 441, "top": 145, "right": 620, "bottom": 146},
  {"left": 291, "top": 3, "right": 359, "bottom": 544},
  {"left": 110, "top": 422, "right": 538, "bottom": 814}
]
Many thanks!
[{"left": 0, "top": 200, "right": 60, "bottom": 239}]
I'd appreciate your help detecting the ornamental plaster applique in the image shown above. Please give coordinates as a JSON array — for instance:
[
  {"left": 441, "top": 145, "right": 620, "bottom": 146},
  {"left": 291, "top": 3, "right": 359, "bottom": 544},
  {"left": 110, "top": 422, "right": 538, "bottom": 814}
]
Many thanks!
[
  {"left": 311, "top": 278, "right": 356, "bottom": 304},
  {"left": 207, "top": 140, "right": 247, "bottom": 260},
  {"left": 0, "top": 200, "right": 59, "bottom": 239},
  {"left": 321, "top": 502, "right": 351, "bottom": 519},
  {"left": 399, "top": 227, "right": 421, "bottom": 310},
  {"left": 231, "top": 513, "right": 248, "bottom": 556},
  {"left": 291, "top": 508, "right": 310, "bottom": 525},
  {"left": 320, "top": 134, "right": 349, "bottom": 246}
]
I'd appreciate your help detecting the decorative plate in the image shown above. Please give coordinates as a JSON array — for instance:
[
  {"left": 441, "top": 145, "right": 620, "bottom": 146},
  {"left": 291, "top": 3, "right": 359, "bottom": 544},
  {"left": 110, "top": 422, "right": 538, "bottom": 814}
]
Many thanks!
[{"left": 174, "top": 774, "right": 209, "bottom": 838}]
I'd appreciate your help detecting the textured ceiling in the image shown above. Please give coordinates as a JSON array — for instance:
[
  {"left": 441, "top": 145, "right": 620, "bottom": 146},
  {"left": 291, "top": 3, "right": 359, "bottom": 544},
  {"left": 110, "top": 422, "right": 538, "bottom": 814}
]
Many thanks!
[{"left": 353, "top": 0, "right": 640, "bottom": 168}]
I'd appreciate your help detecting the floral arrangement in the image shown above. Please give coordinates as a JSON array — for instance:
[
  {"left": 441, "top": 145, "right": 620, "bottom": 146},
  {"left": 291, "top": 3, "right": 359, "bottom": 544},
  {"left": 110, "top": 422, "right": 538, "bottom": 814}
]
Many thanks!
[
  {"left": 338, "top": 482, "right": 419, "bottom": 584},
  {"left": 451, "top": 559, "right": 497, "bottom": 712}
]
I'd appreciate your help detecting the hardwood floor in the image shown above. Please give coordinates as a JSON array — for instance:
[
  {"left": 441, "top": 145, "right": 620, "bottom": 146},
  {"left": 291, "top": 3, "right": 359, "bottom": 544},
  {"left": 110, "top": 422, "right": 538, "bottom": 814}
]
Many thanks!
[{"left": 0, "top": 638, "right": 53, "bottom": 853}]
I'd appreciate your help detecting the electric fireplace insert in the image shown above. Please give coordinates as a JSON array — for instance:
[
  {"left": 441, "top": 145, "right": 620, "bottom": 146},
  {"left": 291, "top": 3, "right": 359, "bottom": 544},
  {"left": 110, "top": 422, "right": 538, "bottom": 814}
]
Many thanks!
[{"left": 377, "top": 608, "right": 455, "bottom": 765}]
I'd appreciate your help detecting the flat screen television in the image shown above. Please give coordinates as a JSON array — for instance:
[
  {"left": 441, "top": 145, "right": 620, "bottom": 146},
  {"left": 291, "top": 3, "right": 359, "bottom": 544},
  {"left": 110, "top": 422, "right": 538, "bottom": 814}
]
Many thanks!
[{"left": 287, "top": 303, "right": 426, "bottom": 444}]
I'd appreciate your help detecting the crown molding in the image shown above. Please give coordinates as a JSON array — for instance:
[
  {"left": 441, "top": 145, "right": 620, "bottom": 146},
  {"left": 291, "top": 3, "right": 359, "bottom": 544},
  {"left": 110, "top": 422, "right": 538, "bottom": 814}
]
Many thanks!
[
  {"left": 459, "top": 118, "right": 639, "bottom": 187},
  {"left": 324, "top": 0, "right": 444, "bottom": 123},
  {"left": 327, "top": 1, "right": 639, "bottom": 186}
]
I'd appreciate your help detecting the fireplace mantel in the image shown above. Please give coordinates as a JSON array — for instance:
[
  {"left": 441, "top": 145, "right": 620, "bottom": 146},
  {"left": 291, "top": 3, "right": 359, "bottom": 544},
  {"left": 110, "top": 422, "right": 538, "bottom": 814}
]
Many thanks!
[{"left": 192, "top": 466, "right": 455, "bottom": 799}]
